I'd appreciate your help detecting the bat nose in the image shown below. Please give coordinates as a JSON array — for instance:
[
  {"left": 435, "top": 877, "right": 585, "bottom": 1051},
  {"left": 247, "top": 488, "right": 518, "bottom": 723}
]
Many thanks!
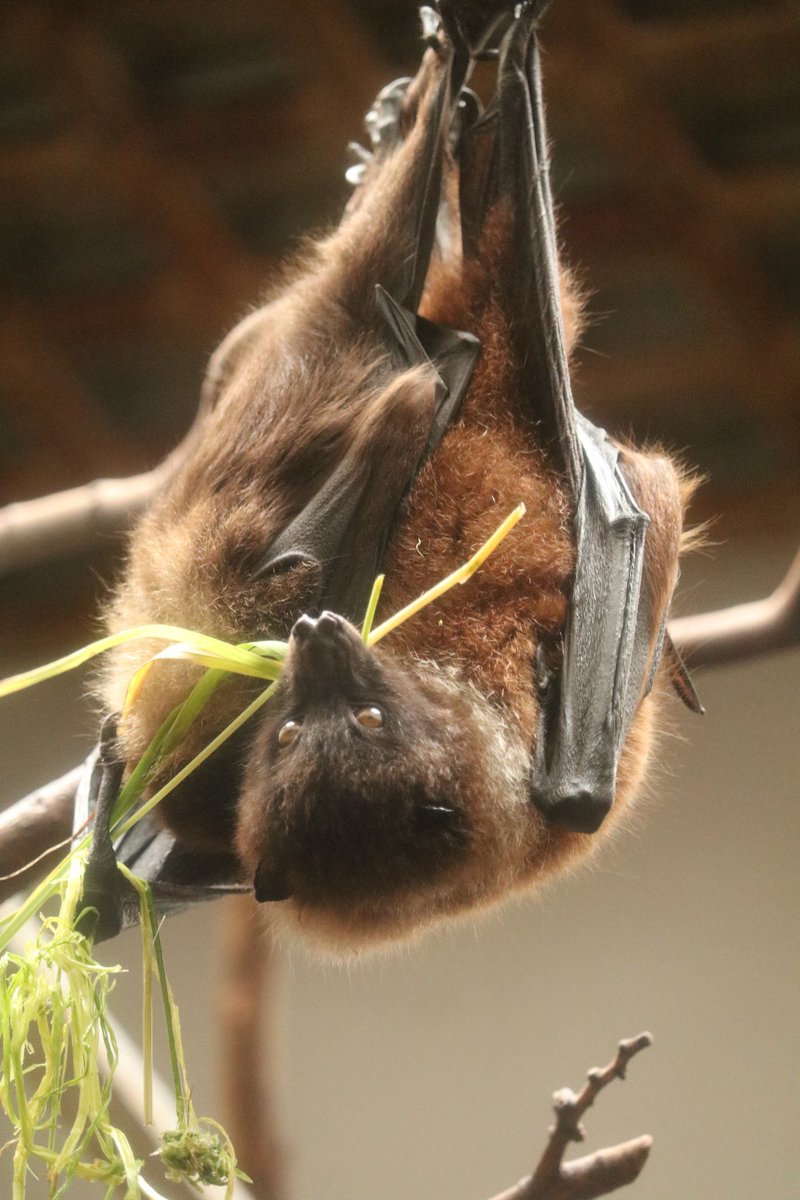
[
  {"left": 290, "top": 611, "right": 342, "bottom": 643},
  {"left": 533, "top": 789, "right": 613, "bottom": 834},
  {"left": 317, "top": 611, "right": 342, "bottom": 637},
  {"left": 288, "top": 609, "right": 370, "bottom": 699}
]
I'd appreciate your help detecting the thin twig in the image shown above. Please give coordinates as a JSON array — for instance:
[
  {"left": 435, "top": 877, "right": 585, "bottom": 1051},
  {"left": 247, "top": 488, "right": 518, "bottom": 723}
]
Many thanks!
[
  {"left": 0, "top": 811, "right": 91, "bottom": 885},
  {"left": 487, "top": 1034, "right": 653, "bottom": 1200},
  {"left": 670, "top": 544, "right": 800, "bottom": 668}
]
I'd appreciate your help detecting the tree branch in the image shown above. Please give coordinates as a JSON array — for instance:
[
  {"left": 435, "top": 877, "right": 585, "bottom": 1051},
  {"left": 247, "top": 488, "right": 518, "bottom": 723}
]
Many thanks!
[
  {"left": 0, "top": 764, "right": 83, "bottom": 902},
  {"left": 669, "top": 544, "right": 800, "bottom": 668},
  {"left": 487, "top": 1034, "right": 653, "bottom": 1200},
  {"left": 0, "top": 438, "right": 197, "bottom": 578},
  {"left": 217, "top": 896, "right": 285, "bottom": 1200},
  {"left": 0, "top": 468, "right": 166, "bottom": 577}
]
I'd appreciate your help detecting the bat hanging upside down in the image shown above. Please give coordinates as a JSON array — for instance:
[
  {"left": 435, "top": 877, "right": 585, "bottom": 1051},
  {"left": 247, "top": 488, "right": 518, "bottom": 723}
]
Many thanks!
[{"left": 93, "top": 1, "right": 700, "bottom": 953}]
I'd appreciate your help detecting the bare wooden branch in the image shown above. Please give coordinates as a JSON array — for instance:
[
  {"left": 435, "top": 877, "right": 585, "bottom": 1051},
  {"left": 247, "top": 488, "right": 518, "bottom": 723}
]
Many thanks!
[
  {"left": 218, "top": 895, "right": 285, "bottom": 1200},
  {"left": 670, "top": 545, "right": 800, "bottom": 669},
  {"left": 0, "top": 439, "right": 194, "bottom": 577},
  {"left": 488, "top": 1034, "right": 653, "bottom": 1200},
  {"left": 0, "top": 765, "right": 82, "bottom": 902},
  {"left": 0, "top": 468, "right": 163, "bottom": 577}
]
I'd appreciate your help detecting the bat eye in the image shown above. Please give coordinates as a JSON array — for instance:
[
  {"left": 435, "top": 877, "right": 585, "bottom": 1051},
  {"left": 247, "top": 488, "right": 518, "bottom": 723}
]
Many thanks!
[
  {"left": 277, "top": 719, "right": 302, "bottom": 748},
  {"left": 355, "top": 705, "right": 384, "bottom": 730}
]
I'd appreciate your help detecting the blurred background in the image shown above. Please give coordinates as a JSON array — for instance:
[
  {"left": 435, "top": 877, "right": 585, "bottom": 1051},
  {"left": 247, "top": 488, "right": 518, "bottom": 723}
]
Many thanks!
[{"left": 0, "top": 1, "right": 798, "bottom": 1198}]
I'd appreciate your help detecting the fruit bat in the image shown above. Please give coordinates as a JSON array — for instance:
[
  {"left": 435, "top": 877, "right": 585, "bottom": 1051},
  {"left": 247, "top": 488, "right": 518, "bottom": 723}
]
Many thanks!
[{"left": 83, "top": 0, "right": 700, "bottom": 952}]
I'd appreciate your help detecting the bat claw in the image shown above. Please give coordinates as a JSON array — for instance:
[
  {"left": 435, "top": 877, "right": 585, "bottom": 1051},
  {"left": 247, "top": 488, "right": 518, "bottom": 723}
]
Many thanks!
[
  {"left": 364, "top": 77, "right": 413, "bottom": 159},
  {"left": 419, "top": 5, "right": 442, "bottom": 44},
  {"left": 76, "top": 724, "right": 136, "bottom": 942},
  {"left": 345, "top": 142, "right": 374, "bottom": 188}
]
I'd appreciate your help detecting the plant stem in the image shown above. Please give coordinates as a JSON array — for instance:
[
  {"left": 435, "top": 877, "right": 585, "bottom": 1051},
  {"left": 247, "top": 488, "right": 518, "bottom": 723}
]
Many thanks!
[
  {"left": 368, "top": 503, "right": 526, "bottom": 643},
  {"left": 119, "top": 869, "right": 185, "bottom": 1127},
  {"left": 361, "top": 574, "right": 384, "bottom": 643},
  {"left": 115, "top": 682, "right": 278, "bottom": 837}
]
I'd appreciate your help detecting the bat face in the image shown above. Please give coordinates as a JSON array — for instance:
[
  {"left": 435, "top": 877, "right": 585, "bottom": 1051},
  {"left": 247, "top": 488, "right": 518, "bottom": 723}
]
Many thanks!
[
  {"left": 235, "top": 611, "right": 537, "bottom": 950},
  {"left": 240, "top": 616, "right": 470, "bottom": 905}
]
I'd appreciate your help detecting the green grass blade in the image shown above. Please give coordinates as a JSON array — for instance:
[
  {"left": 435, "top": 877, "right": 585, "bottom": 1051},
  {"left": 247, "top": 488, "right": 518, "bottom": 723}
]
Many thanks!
[
  {"left": 115, "top": 681, "right": 277, "bottom": 838},
  {"left": 361, "top": 574, "right": 384, "bottom": 644},
  {"left": 0, "top": 624, "right": 282, "bottom": 701},
  {"left": 368, "top": 503, "right": 526, "bottom": 644}
]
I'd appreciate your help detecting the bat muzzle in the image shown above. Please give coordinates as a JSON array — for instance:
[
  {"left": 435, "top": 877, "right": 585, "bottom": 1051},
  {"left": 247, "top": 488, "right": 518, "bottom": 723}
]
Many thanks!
[{"left": 288, "top": 610, "right": 370, "bottom": 697}]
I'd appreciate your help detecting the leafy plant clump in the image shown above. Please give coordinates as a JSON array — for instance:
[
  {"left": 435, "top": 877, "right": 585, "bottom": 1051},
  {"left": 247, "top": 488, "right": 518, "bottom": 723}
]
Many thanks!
[
  {"left": 0, "top": 845, "right": 248, "bottom": 1199},
  {"left": 0, "top": 503, "right": 525, "bottom": 1197},
  {"left": 160, "top": 1127, "right": 234, "bottom": 1188},
  {"left": 0, "top": 848, "right": 138, "bottom": 1199}
]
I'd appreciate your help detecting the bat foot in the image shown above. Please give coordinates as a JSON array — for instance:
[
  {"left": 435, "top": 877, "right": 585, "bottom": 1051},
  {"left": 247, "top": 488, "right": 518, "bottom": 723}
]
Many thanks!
[
  {"left": 364, "top": 76, "right": 413, "bottom": 159},
  {"left": 434, "top": 1, "right": 520, "bottom": 57}
]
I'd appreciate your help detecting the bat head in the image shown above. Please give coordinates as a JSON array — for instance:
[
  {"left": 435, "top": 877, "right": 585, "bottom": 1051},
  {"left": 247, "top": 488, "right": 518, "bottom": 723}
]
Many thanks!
[{"left": 235, "top": 610, "right": 548, "bottom": 953}]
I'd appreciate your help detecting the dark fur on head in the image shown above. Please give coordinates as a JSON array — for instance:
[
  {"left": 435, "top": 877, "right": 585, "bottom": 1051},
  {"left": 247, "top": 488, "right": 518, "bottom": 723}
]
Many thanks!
[{"left": 241, "top": 616, "right": 472, "bottom": 908}]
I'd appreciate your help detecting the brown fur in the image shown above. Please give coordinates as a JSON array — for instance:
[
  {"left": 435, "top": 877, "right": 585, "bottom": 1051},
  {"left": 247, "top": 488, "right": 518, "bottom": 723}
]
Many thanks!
[{"left": 100, "top": 43, "right": 695, "bottom": 955}]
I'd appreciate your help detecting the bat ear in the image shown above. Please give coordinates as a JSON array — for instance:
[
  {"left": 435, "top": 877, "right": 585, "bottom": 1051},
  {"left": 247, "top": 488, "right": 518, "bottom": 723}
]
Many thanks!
[
  {"left": 254, "top": 853, "right": 292, "bottom": 903},
  {"left": 615, "top": 449, "right": 704, "bottom": 713},
  {"left": 663, "top": 632, "right": 705, "bottom": 714}
]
